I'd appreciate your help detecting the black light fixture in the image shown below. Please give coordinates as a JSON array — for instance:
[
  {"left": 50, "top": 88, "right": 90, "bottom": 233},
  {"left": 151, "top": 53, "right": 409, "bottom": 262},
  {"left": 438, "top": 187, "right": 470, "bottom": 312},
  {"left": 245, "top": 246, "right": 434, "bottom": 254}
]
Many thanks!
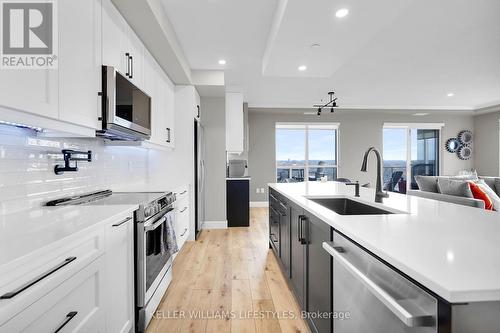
[{"left": 313, "top": 91, "right": 339, "bottom": 116}]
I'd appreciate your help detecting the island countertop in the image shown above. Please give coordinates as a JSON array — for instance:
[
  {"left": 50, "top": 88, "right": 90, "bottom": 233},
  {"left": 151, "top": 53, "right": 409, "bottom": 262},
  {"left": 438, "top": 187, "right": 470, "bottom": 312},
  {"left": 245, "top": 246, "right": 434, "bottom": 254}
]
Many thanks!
[{"left": 268, "top": 181, "right": 500, "bottom": 303}]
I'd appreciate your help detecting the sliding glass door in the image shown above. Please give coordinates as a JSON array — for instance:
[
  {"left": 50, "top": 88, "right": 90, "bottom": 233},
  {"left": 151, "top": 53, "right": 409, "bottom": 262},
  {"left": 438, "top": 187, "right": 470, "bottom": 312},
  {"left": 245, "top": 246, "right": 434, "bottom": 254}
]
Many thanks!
[{"left": 383, "top": 125, "right": 441, "bottom": 193}]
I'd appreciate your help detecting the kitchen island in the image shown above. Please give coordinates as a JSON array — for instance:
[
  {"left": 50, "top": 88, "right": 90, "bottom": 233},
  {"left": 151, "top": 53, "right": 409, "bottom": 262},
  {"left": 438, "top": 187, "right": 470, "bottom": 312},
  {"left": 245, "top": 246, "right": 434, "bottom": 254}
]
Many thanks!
[{"left": 269, "top": 181, "right": 500, "bottom": 333}]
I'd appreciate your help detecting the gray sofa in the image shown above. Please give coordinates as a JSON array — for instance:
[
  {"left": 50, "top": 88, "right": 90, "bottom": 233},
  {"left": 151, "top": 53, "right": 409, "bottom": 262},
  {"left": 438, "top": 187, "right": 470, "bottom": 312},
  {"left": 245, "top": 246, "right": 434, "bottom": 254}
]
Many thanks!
[{"left": 408, "top": 176, "right": 500, "bottom": 209}]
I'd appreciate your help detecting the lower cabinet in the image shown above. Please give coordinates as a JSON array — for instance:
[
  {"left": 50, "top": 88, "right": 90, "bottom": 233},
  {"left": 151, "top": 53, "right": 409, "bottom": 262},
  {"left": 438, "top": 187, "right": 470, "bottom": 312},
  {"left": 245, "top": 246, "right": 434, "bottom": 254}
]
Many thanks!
[
  {"left": 0, "top": 212, "right": 135, "bottom": 333},
  {"left": 268, "top": 188, "right": 333, "bottom": 333},
  {"left": 104, "top": 213, "right": 134, "bottom": 333},
  {"left": 290, "top": 202, "right": 306, "bottom": 309},
  {"left": 0, "top": 258, "right": 106, "bottom": 333},
  {"left": 306, "top": 213, "right": 333, "bottom": 333}
]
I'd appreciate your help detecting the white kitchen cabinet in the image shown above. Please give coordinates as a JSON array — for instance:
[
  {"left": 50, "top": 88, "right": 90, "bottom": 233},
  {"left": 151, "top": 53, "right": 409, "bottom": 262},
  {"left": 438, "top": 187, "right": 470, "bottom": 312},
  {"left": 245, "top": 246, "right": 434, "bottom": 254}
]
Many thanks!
[
  {"left": 225, "top": 92, "right": 244, "bottom": 153},
  {"left": 0, "top": 70, "right": 58, "bottom": 121},
  {"left": 102, "top": 0, "right": 143, "bottom": 87},
  {"left": 102, "top": 0, "right": 128, "bottom": 75},
  {"left": 104, "top": 213, "right": 134, "bottom": 333},
  {"left": 174, "top": 186, "right": 190, "bottom": 252},
  {"left": 58, "top": 0, "right": 102, "bottom": 130},
  {"left": 145, "top": 50, "right": 175, "bottom": 149},
  {"left": 0, "top": 257, "right": 106, "bottom": 333}
]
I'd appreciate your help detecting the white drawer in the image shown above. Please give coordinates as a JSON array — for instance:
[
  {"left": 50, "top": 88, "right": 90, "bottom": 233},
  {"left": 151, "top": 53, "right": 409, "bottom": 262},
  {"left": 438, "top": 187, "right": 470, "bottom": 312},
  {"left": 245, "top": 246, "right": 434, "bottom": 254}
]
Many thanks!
[
  {"left": 0, "top": 225, "right": 104, "bottom": 323},
  {"left": 175, "top": 186, "right": 189, "bottom": 208},
  {"left": 0, "top": 258, "right": 105, "bottom": 333}
]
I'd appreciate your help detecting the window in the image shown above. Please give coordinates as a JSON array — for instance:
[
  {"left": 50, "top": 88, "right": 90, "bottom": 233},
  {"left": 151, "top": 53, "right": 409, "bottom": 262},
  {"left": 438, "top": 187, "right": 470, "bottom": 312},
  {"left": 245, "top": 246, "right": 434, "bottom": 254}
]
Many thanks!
[
  {"left": 276, "top": 123, "right": 338, "bottom": 183},
  {"left": 383, "top": 124, "right": 441, "bottom": 193}
]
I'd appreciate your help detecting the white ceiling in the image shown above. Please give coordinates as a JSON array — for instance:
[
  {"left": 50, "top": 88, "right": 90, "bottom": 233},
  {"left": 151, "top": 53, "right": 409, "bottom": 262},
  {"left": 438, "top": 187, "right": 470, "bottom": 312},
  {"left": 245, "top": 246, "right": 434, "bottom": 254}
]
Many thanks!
[{"left": 160, "top": 0, "right": 500, "bottom": 110}]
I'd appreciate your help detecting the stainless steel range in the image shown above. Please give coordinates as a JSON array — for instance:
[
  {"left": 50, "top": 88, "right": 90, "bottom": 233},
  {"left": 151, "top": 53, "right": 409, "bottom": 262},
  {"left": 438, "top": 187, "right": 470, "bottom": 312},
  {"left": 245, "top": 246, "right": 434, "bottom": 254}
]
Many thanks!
[{"left": 45, "top": 190, "right": 176, "bottom": 332}]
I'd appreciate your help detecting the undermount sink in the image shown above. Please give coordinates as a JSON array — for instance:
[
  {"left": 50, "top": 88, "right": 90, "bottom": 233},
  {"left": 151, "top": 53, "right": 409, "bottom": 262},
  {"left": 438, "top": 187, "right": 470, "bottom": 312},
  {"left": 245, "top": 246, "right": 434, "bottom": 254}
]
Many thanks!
[{"left": 309, "top": 198, "right": 394, "bottom": 215}]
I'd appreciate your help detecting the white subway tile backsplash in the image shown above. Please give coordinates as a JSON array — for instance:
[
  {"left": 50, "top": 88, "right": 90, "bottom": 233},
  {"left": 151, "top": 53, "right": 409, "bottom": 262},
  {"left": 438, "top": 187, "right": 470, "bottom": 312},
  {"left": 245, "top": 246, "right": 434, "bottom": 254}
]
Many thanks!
[{"left": 0, "top": 125, "right": 149, "bottom": 214}]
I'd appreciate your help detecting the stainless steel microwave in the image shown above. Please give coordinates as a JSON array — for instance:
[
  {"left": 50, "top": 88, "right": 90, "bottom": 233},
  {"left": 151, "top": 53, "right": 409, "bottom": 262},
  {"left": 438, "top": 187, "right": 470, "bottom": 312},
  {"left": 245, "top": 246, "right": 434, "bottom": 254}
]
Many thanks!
[{"left": 99, "top": 66, "right": 151, "bottom": 140}]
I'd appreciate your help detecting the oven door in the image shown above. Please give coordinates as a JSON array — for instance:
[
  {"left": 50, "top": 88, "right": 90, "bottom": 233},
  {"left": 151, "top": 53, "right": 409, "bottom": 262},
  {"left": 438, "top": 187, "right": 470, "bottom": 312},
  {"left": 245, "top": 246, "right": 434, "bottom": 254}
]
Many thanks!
[{"left": 136, "top": 208, "right": 173, "bottom": 307}]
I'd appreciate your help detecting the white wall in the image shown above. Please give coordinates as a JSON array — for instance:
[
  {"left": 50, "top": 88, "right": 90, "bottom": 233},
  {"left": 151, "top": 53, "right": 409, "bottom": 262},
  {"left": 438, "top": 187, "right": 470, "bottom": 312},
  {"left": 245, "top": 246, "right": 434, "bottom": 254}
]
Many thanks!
[
  {"left": 474, "top": 111, "right": 500, "bottom": 176},
  {"left": 248, "top": 109, "right": 475, "bottom": 202}
]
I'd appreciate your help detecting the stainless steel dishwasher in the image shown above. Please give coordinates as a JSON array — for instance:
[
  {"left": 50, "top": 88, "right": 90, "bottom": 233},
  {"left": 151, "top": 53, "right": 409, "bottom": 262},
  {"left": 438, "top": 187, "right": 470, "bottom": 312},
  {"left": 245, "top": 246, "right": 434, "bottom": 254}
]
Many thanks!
[{"left": 323, "top": 231, "right": 438, "bottom": 333}]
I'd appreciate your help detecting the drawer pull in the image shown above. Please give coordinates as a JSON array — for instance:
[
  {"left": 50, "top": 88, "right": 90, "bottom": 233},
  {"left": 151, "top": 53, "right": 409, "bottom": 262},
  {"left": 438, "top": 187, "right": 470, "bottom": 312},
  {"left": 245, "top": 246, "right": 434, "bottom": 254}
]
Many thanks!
[
  {"left": 179, "top": 190, "right": 187, "bottom": 195},
  {"left": 180, "top": 207, "right": 188, "bottom": 213},
  {"left": 112, "top": 216, "right": 132, "bottom": 227},
  {"left": 180, "top": 228, "right": 188, "bottom": 237},
  {"left": 54, "top": 311, "right": 78, "bottom": 333},
  {"left": 0, "top": 257, "right": 77, "bottom": 299}
]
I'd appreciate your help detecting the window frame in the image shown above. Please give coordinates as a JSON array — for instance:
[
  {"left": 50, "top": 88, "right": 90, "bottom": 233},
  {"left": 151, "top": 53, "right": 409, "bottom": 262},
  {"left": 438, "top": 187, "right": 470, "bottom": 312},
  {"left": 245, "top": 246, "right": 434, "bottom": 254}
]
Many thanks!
[
  {"left": 383, "top": 122, "right": 443, "bottom": 192},
  {"left": 275, "top": 123, "right": 339, "bottom": 183}
]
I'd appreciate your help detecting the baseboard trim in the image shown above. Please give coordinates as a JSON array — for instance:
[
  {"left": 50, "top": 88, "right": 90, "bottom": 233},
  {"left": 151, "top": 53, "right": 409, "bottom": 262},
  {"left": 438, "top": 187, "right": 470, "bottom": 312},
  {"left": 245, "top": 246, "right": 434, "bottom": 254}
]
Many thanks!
[
  {"left": 202, "top": 220, "right": 228, "bottom": 229},
  {"left": 250, "top": 201, "right": 269, "bottom": 208}
]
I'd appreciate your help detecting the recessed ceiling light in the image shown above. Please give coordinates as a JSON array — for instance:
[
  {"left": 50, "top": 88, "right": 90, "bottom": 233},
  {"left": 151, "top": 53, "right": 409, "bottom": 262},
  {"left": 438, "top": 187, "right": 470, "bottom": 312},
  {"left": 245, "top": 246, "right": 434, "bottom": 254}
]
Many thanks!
[
  {"left": 335, "top": 8, "right": 349, "bottom": 18},
  {"left": 447, "top": 92, "right": 454, "bottom": 97},
  {"left": 298, "top": 65, "right": 307, "bottom": 71},
  {"left": 218, "top": 59, "right": 226, "bottom": 65},
  {"left": 413, "top": 113, "right": 429, "bottom": 116}
]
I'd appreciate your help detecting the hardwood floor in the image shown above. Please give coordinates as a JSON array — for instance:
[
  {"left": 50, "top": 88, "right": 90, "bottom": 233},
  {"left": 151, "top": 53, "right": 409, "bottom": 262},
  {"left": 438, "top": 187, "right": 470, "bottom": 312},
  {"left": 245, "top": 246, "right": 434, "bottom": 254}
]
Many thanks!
[{"left": 146, "top": 207, "right": 311, "bottom": 333}]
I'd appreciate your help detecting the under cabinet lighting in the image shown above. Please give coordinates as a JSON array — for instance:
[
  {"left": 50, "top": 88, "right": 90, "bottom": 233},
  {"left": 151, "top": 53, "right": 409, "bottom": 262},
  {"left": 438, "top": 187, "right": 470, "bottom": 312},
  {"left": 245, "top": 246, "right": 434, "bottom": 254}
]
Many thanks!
[{"left": 0, "top": 120, "right": 42, "bottom": 132}]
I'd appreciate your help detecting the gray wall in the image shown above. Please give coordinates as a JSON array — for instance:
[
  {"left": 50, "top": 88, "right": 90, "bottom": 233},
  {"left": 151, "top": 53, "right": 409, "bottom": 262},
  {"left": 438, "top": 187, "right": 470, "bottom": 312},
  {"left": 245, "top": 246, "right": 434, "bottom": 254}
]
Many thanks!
[
  {"left": 474, "top": 111, "right": 500, "bottom": 176},
  {"left": 201, "top": 97, "right": 227, "bottom": 221},
  {"left": 248, "top": 109, "right": 475, "bottom": 202}
]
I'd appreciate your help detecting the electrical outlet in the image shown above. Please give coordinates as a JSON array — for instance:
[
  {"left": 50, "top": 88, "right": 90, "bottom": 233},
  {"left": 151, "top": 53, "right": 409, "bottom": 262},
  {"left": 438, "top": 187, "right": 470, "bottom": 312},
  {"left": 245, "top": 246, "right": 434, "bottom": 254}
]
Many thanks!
[
  {"left": 256, "top": 188, "right": 260, "bottom": 194},
  {"left": 261, "top": 188, "right": 265, "bottom": 194}
]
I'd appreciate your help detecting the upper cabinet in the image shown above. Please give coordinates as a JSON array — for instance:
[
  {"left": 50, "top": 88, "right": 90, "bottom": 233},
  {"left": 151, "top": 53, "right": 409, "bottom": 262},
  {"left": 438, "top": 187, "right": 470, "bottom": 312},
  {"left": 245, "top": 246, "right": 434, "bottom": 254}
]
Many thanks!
[
  {"left": 59, "top": 0, "right": 102, "bottom": 130},
  {"left": 102, "top": 0, "right": 143, "bottom": 87},
  {"left": 226, "top": 93, "right": 244, "bottom": 153},
  {"left": 144, "top": 50, "right": 175, "bottom": 149}
]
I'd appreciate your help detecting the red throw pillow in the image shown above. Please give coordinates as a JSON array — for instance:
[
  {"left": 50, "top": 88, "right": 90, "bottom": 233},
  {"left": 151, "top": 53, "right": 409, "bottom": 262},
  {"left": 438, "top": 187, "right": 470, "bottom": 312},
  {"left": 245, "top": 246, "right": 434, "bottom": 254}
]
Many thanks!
[{"left": 468, "top": 181, "right": 494, "bottom": 210}]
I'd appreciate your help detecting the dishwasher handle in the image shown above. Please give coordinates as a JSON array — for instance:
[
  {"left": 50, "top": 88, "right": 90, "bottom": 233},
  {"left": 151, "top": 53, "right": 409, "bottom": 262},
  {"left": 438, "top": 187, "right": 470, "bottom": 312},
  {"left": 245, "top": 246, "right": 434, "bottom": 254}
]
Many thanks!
[{"left": 322, "top": 241, "right": 435, "bottom": 328}]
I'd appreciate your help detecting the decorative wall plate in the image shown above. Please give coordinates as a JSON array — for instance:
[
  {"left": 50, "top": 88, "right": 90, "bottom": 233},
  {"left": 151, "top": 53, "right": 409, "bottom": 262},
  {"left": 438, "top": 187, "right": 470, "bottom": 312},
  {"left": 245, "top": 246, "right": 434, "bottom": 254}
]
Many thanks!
[
  {"left": 445, "top": 138, "right": 460, "bottom": 153},
  {"left": 457, "top": 145, "right": 472, "bottom": 160},
  {"left": 458, "top": 130, "right": 473, "bottom": 146}
]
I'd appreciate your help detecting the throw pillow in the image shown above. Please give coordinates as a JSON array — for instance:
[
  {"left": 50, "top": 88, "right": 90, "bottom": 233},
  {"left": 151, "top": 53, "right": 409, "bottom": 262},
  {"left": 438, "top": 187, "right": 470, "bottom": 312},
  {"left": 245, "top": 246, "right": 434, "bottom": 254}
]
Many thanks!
[
  {"left": 469, "top": 182, "right": 494, "bottom": 210},
  {"left": 476, "top": 180, "right": 500, "bottom": 211},
  {"left": 415, "top": 176, "right": 438, "bottom": 193},
  {"left": 494, "top": 178, "right": 500, "bottom": 197},
  {"left": 437, "top": 178, "right": 473, "bottom": 198}
]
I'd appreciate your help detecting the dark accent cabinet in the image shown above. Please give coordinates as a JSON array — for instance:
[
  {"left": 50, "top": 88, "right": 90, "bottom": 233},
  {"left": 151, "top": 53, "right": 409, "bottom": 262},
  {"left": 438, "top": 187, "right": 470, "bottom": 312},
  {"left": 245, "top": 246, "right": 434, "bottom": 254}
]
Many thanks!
[
  {"left": 268, "top": 187, "right": 333, "bottom": 333},
  {"left": 290, "top": 202, "right": 306, "bottom": 309},
  {"left": 226, "top": 179, "right": 249, "bottom": 227},
  {"left": 306, "top": 213, "right": 333, "bottom": 333}
]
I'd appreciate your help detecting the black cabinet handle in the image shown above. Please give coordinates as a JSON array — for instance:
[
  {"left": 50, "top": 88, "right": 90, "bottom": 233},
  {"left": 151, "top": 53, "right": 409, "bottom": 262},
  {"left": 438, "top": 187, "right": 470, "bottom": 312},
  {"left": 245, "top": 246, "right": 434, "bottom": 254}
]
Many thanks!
[
  {"left": 299, "top": 215, "right": 308, "bottom": 245},
  {"left": 0, "top": 257, "right": 77, "bottom": 299},
  {"left": 125, "top": 53, "right": 130, "bottom": 77},
  {"left": 112, "top": 216, "right": 132, "bottom": 227},
  {"left": 180, "top": 207, "right": 188, "bottom": 213},
  {"left": 179, "top": 190, "right": 187, "bottom": 195},
  {"left": 54, "top": 311, "right": 78, "bottom": 333},
  {"left": 166, "top": 128, "right": 171, "bottom": 143},
  {"left": 197, "top": 105, "right": 200, "bottom": 118},
  {"left": 180, "top": 228, "right": 188, "bottom": 237},
  {"left": 298, "top": 215, "right": 304, "bottom": 242},
  {"left": 129, "top": 55, "right": 133, "bottom": 79}
]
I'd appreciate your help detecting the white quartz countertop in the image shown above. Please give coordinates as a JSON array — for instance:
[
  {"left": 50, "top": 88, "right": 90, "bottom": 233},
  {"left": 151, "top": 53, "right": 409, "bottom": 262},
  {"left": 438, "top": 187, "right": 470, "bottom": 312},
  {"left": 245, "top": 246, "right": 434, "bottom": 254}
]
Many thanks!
[
  {"left": 269, "top": 181, "right": 500, "bottom": 303},
  {"left": 0, "top": 204, "right": 138, "bottom": 267}
]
